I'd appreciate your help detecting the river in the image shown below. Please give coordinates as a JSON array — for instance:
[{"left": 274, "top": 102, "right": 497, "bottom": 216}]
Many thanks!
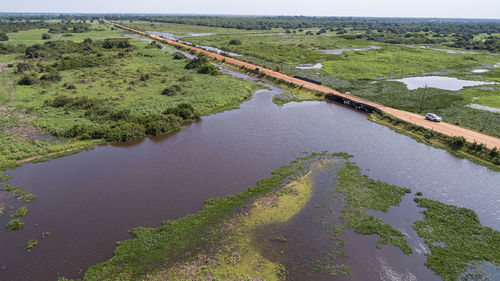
[{"left": 0, "top": 79, "right": 499, "bottom": 280}]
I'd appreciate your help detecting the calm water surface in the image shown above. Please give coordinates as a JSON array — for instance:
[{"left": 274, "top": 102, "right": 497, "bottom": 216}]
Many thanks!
[
  {"left": 391, "top": 76, "right": 498, "bottom": 90},
  {"left": 0, "top": 83, "right": 499, "bottom": 280}
]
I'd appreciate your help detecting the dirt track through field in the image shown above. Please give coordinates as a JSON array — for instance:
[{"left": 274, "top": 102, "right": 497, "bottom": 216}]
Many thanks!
[{"left": 106, "top": 21, "right": 500, "bottom": 149}]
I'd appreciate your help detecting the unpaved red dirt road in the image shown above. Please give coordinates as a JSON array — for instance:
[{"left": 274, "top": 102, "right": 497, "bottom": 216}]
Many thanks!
[{"left": 107, "top": 21, "right": 500, "bottom": 149}]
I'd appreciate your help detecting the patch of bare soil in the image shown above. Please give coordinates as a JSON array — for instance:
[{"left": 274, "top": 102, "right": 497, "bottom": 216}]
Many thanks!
[{"left": 0, "top": 62, "right": 13, "bottom": 72}]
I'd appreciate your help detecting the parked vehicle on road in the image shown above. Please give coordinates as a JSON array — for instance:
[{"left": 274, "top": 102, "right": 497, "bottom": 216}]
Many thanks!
[{"left": 425, "top": 113, "right": 442, "bottom": 122}]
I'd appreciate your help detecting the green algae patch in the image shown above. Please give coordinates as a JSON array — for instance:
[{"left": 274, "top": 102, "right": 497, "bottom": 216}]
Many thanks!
[
  {"left": 83, "top": 153, "right": 343, "bottom": 281},
  {"left": 413, "top": 198, "right": 500, "bottom": 281},
  {"left": 336, "top": 161, "right": 413, "bottom": 254}
]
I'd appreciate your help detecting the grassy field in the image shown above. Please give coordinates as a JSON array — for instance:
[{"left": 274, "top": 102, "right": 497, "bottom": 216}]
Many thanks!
[{"left": 0, "top": 22, "right": 258, "bottom": 172}]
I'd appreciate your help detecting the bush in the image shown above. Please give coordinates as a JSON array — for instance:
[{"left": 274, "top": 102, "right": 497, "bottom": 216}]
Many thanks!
[
  {"left": 40, "top": 71, "right": 61, "bottom": 82},
  {"left": 18, "top": 74, "right": 38, "bottom": 85},
  {"left": 164, "top": 103, "right": 199, "bottom": 120},
  {"left": 25, "top": 45, "right": 43, "bottom": 58},
  {"left": 447, "top": 136, "right": 466, "bottom": 150},
  {"left": 16, "top": 62, "right": 32, "bottom": 73},
  {"left": 185, "top": 57, "right": 208, "bottom": 70},
  {"left": 161, "top": 85, "right": 182, "bottom": 96},
  {"left": 42, "top": 33, "right": 51, "bottom": 40},
  {"left": 102, "top": 38, "right": 131, "bottom": 49},
  {"left": 136, "top": 114, "right": 184, "bottom": 136},
  {"left": 197, "top": 64, "right": 222, "bottom": 75},
  {"left": 104, "top": 122, "right": 146, "bottom": 143},
  {"left": 173, "top": 52, "right": 187, "bottom": 60},
  {"left": 0, "top": 32, "right": 8, "bottom": 41},
  {"left": 228, "top": 39, "right": 242, "bottom": 45}
]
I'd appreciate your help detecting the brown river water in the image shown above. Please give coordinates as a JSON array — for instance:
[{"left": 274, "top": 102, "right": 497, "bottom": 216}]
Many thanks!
[{"left": 0, "top": 78, "right": 499, "bottom": 280}]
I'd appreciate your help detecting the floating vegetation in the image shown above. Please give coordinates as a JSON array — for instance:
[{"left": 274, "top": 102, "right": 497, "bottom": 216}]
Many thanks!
[
  {"left": 413, "top": 198, "right": 500, "bottom": 281},
  {"left": 2, "top": 184, "right": 36, "bottom": 202},
  {"left": 336, "top": 162, "right": 413, "bottom": 254},
  {"left": 6, "top": 218, "right": 24, "bottom": 231},
  {"left": 24, "top": 239, "right": 39, "bottom": 253},
  {"left": 13, "top": 205, "right": 28, "bottom": 217}
]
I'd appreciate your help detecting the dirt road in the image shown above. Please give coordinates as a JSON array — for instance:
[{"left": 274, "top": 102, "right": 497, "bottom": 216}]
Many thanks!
[{"left": 106, "top": 21, "right": 500, "bottom": 149}]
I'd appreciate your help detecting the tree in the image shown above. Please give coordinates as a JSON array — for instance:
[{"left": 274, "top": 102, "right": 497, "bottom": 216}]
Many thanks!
[{"left": 42, "top": 33, "right": 51, "bottom": 40}]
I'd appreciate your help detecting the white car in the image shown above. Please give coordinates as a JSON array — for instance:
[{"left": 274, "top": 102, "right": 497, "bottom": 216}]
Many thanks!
[{"left": 425, "top": 113, "right": 442, "bottom": 122}]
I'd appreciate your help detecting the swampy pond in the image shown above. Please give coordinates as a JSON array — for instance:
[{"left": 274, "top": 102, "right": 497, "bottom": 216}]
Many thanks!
[
  {"left": 0, "top": 80, "right": 499, "bottom": 280},
  {"left": 390, "top": 76, "right": 498, "bottom": 91}
]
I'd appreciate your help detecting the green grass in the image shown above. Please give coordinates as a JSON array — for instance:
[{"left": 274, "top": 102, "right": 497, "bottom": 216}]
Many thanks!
[
  {"left": 335, "top": 161, "right": 413, "bottom": 254},
  {"left": 413, "top": 198, "right": 500, "bottom": 281},
  {"left": 0, "top": 23, "right": 259, "bottom": 172}
]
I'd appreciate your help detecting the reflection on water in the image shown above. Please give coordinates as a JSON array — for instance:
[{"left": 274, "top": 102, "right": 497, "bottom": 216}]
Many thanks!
[
  {"left": 466, "top": 104, "right": 500, "bottom": 113},
  {"left": 147, "top": 30, "right": 242, "bottom": 56},
  {"left": 318, "top": 46, "right": 381, "bottom": 55},
  {"left": 390, "top": 76, "right": 498, "bottom": 90},
  {"left": 1, "top": 76, "right": 499, "bottom": 280}
]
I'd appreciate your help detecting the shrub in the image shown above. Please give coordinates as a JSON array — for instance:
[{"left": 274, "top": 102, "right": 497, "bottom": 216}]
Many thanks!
[
  {"left": 104, "top": 122, "right": 146, "bottom": 143},
  {"left": 42, "top": 33, "right": 51, "bottom": 40},
  {"left": 197, "top": 64, "right": 222, "bottom": 75},
  {"left": 185, "top": 57, "right": 208, "bottom": 70},
  {"left": 489, "top": 147, "right": 499, "bottom": 158},
  {"left": 40, "top": 71, "right": 61, "bottom": 82},
  {"left": 228, "top": 39, "right": 242, "bottom": 45},
  {"left": 173, "top": 52, "right": 187, "bottom": 60},
  {"left": 164, "top": 103, "right": 199, "bottom": 120},
  {"left": 161, "top": 85, "right": 182, "bottom": 96},
  {"left": 0, "top": 32, "right": 8, "bottom": 41},
  {"left": 102, "top": 38, "right": 131, "bottom": 49},
  {"left": 16, "top": 62, "right": 32, "bottom": 73},
  {"left": 139, "top": 73, "right": 150, "bottom": 81},
  {"left": 25, "top": 45, "right": 43, "bottom": 58},
  {"left": 447, "top": 136, "right": 466, "bottom": 150},
  {"left": 137, "top": 114, "right": 184, "bottom": 136},
  {"left": 18, "top": 74, "right": 38, "bottom": 85}
]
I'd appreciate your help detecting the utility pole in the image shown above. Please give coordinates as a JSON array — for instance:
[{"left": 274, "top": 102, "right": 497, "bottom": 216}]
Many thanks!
[{"left": 419, "top": 84, "right": 428, "bottom": 114}]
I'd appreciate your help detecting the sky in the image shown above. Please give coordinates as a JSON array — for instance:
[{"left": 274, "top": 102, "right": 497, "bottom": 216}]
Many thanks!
[{"left": 1, "top": 0, "right": 499, "bottom": 19}]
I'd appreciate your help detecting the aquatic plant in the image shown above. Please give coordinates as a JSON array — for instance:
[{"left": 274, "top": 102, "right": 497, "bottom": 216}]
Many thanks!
[
  {"left": 413, "top": 198, "right": 500, "bottom": 281},
  {"left": 6, "top": 219, "right": 24, "bottom": 231},
  {"left": 24, "top": 239, "right": 39, "bottom": 252}
]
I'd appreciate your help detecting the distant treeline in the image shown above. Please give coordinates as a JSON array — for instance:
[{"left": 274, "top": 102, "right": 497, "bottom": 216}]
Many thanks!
[
  {"left": 0, "top": 19, "right": 90, "bottom": 34},
  {"left": 105, "top": 15, "right": 500, "bottom": 51},
  {"left": 1, "top": 15, "right": 499, "bottom": 51}
]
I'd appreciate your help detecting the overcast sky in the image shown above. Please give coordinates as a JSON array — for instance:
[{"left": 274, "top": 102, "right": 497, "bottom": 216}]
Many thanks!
[{"left": 2, "top": 0, "right": 499, "bottom": 19}]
